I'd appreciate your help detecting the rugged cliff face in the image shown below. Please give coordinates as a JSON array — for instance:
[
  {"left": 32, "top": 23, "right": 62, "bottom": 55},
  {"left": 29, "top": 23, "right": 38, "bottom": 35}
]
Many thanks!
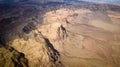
[
  {"left": 0, "top": 46, "right": 29, "bottom": 67},
  {"left": 0, "top": 1, "right": 120, "bottom": 67}
]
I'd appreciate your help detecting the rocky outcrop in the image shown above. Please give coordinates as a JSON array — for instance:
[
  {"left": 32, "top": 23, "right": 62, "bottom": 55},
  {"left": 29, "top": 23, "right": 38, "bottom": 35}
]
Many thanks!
[
  {"left": 0, "top": 46, "right": 29, "bottom": 67},
  {"left": 9, "top": 31, "right": 63, "bottom": 67}
]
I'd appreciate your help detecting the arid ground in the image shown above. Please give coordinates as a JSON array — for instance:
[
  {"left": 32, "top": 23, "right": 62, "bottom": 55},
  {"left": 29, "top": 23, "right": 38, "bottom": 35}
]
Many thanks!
[{"left": 0, "top": 0, "right": 120, "bottom": 67}]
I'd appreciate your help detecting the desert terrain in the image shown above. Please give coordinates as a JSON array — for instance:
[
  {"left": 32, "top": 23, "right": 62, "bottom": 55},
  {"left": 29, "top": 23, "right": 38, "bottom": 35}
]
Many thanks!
[{"left": 0, "top": 0, "right": 120, "bottom": 67}]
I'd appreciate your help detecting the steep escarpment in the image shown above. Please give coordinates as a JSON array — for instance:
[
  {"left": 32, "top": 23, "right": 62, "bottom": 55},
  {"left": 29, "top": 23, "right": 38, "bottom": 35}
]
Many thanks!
[{"left": 0, "top": 1, "right": 120, "bottom": 67}]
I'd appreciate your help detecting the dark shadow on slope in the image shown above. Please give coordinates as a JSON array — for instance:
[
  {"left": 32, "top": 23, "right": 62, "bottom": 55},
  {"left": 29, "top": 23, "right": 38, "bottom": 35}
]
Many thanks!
[
  {"left": 43, "top": 37, "right": 64, "bottom": 67},
  {"left": 44, "top": 38, "right": 60, "bottom": 61},
  {"left": 11, "top": 52, "right": 29, "bottom": 67}
]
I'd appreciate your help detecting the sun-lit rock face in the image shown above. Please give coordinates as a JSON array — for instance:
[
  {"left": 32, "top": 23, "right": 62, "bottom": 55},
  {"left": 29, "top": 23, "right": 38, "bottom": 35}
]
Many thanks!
[
  {"left": 37, "top": 22, "right": 67, "bottom": 41},
  {"left": 0, "top": 1, "right": 120, "bottom": 67},
  {"left": 10, "top": 35, "right": 63, "bottom": 67},
  {"left": 0, "top": 46, "right": 29, "bottom": 67}
]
